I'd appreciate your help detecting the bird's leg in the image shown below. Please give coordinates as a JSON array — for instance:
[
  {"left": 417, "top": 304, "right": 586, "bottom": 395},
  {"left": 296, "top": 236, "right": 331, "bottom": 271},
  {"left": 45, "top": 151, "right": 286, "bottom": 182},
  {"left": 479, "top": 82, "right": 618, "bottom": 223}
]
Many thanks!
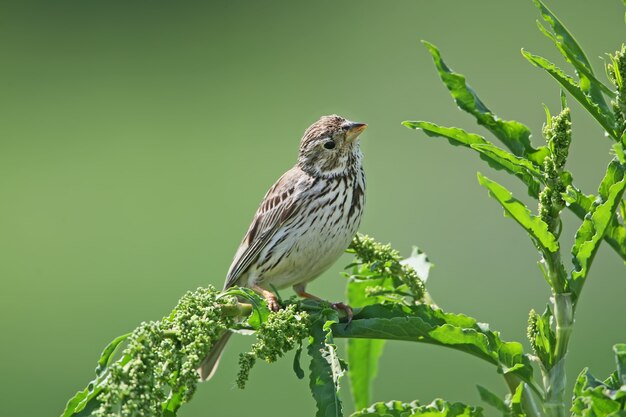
[
  {"left": 252, "top": 285, "right": 280, "bottom": 312},
  {"left": 293, "top": 283, "right": 353, "bottom": 323}
]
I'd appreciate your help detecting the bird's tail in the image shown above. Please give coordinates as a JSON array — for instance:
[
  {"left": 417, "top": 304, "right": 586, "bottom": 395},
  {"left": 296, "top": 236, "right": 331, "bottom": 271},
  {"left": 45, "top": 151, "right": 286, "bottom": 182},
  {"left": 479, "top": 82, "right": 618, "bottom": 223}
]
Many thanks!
[{"left": 197, "top": 331, "right": 232, "bottom": 381}]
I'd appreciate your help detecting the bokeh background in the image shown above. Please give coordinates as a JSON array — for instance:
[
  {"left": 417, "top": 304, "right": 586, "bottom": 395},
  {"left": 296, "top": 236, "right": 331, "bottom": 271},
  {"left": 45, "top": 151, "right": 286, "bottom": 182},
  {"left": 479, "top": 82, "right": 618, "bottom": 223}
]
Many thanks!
[{"left": 1, "top": 1, "right": 625, "bottom": 416}]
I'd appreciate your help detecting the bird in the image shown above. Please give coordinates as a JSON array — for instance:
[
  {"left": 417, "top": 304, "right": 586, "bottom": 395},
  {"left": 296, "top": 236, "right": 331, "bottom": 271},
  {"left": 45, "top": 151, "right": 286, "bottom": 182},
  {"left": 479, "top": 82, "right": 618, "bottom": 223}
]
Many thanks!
[{"left": 199, "top": 114, "right": 367, "bottom": 381}]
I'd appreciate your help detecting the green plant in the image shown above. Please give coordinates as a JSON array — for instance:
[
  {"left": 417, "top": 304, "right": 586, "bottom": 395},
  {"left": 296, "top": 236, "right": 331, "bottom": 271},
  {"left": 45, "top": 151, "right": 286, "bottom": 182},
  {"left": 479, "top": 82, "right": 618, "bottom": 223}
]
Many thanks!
[{"left": 60, "top": 1, "right": 626, "bottom": 416}]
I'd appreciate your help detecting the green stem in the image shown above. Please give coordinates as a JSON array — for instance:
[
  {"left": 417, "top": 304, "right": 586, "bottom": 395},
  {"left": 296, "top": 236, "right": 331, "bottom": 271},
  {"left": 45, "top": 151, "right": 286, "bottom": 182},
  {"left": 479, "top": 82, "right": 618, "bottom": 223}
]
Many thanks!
[
  {"left": 220, "top": 302, "right": 254, "bottom": 317},
  {"left": 553, "top": 294, "right": 573, "bottom": 360}
]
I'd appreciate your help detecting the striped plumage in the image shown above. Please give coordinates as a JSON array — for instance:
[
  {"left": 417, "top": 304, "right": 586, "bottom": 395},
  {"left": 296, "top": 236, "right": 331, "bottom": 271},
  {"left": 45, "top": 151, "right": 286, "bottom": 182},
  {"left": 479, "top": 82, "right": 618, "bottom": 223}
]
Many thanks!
[{"left": 199, "top": 114, "right": 366, "bottom": 380}]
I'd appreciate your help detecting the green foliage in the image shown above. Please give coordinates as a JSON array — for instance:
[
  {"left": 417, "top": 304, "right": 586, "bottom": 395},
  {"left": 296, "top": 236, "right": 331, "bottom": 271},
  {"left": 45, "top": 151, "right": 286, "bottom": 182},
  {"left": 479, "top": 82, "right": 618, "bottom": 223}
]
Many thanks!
[
  {"left": 332, "top": 303, "right": 536, "bottom": 390},
  {"left": 608, "top": 45, "right": 626, "bottom": 140},
  {"left": 477, "top": 173, "right": 559, "bottom": 254},
  {"left": 351, "top": 399, "right": 483, "bottom": 417},
  {"left": 532, "top": 0, "right": 613, "bottom": 111},
  {"left": 527, "top": 307, "right": 556, "bottom": 371},
  {"left": 346, "top": 234, "right": 426, "bottom": 304},
  {"left": 307, "top": 306, "right": 345, "bottom": 417},
  {"left": 402, "top": 121, "right": 543, "bottom": 197},
  {"left": 62, "top": 287, "right": 238, "bottom": 417},
  {"left": 476, "top": 385, "right": 511, "bottom": 417},
  {"left": 61, "top": 2, "right": 626, "bottom": 417},
  {"left": 345, "top": 236, "right": 431, "bottom": 409},
  {"left": 405, "top": 2, "right": 626, "bottom": 417},
  {"left": 571, "top": 345, "right": 626, "bottom": 417},
  {"left": 522, "top": 50, "right": 617, "bottom": 139},
  {"left": 61, "top": 334, "right": 130, "bottom": 417},
  {"left": 571, "top": 160, "right": 626, "bottom": 298},
  {"left": 420, "top": 41, "right": 540, "bottom": 160}
]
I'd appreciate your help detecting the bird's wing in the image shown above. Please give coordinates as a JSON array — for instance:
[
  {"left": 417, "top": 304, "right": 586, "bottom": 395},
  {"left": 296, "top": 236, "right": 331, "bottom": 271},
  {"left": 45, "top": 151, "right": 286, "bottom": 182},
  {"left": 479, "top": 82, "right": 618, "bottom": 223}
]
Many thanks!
[{"left": 223, "top": 167, "right": 309, "bottom": 290}]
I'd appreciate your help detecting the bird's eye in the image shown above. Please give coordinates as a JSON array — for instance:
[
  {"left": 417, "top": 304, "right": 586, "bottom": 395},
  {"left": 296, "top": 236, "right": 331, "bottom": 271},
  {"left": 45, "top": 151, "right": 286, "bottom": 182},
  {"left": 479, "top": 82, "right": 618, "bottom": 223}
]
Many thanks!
[
  {"left": 341, "top": 124, "right": 350, "bottom": 131},
  {"left": 323, "top": 140, "right": 336, "bottom": 150}
]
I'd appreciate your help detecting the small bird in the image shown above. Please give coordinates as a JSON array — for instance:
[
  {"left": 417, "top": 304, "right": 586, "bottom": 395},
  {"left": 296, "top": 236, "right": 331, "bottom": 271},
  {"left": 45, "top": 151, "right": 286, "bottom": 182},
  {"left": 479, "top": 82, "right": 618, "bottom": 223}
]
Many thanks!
[{"left": 199, "top": 114, "right": 367, "bottom": 380}]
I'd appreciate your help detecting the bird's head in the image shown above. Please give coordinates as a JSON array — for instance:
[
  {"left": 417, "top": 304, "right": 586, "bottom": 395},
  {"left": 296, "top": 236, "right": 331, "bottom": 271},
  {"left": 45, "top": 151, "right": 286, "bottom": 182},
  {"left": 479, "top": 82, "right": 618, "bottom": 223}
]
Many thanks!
[{"left": 297, "top": 114, "right": 367, "bottom": 177}]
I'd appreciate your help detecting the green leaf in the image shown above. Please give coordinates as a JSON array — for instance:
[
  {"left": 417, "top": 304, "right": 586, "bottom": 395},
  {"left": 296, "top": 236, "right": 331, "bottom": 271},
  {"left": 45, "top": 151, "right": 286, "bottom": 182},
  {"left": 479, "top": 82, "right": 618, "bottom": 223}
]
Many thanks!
[
  {"left": 571, "top": 160, "right": 626, "bottom": 297},
  {"left": 509, "top": 383, "right": 525, "bottom": 417},
  {"left": 421, "top": 41, "right": 542, "bottom": 160},
  {"left": 351, "top": 399, "right": 483, "bottom": 417},
  {"left": 522, "top": 50, "right": 617, "bottom": 139},
  {"left": 61, "top": 333, "right": 130, "bottom": 417},
  {"left": 221, "top": 286, "right": 270, "bottom": 329},
  {"left": 472, "top": 144, "right": 543, "bottom": 197},
  {"left": 162, "top": 385, "right": 186, "bottom": 416},
  {"left": 293, "top": 346, "right": 305, "bottom": 379},
  {"left": 614, "top": 344, "right": 626, "bottom": 386},
  {"left": 347, "top": 275, "right": 386, "bottom": 410},
  {"left": 532, "top": 0, "right": 614, "bottom": 109},
  {"left": 308, "top": 310, "right": 344, "bottom": 417},
  {"left": 332, "top": 304, "right": 536, "bottom": 390},
  {"left": 347, "top": 339, "right": 384, "bottom": 410},
  {"left": 477, "top": 173, "right": 559, "bottom": 253},
  {"left": 565, "top": 185, "right": 626, "bottom": 263},
  {"left": 351, "top": 400, "right": 420, "bottom": 417},
  {"left": 404, "top": 121, "right": 626, "bottom": 261},
  {"left": 571, "top": 365, "right": 625, "bottom": 417},
  {"left": 477, "top": 385, "right": 510, "bottom": 416},
  {"left": 403, "top": 121, "right": 544, "bottom": 196}
]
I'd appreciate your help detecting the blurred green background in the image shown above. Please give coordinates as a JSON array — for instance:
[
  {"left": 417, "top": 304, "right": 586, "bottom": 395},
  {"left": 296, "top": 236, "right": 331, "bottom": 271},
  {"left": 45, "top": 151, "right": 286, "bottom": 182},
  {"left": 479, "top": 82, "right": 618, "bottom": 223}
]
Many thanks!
[{"left": 1, "top": 1, "right": 625, "bottom": 416}]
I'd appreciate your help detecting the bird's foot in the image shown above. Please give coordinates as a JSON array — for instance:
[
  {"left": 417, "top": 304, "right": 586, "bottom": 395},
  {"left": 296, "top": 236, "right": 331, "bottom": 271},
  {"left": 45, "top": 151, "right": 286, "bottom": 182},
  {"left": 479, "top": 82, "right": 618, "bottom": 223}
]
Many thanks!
[
  {"left": 331, "top": 302, "right": 353, "bottom": 324},
  {"left": 266, "top": 294, "right": 280, "bottom": 312},
  {"left": 253, "top": 285, "right": 281, "bottom": 312}
]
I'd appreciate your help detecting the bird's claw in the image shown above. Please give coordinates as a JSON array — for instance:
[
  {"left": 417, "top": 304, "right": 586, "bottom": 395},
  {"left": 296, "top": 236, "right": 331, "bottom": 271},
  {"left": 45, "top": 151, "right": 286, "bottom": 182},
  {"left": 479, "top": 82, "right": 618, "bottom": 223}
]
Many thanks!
[
  {"left": 264, "top": 293, "right": 281, "bottom": 312},
  {"left": 331, "top": 302, "right": 353, "bottom": 325}
]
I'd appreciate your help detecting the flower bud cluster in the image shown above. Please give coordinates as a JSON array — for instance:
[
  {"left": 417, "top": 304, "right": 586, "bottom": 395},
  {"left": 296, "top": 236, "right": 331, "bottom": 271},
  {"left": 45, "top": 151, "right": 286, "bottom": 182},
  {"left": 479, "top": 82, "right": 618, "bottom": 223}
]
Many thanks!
[
  {"left": 94, "top": 286, "right": 237, "bottom": 417},
  {"left": 608, "top": 45, "right": 626, "bottom": 140},
  {"left": 539, "top": 108, "right": 572, "bottom": 231},
  {"left": 348, "top": 234, "right": 425, "bottom": 302},
  {"left": 527, "top": 308, "right": 556, "bottom": 370},
  {"left": 236, "top": 305, "right": 309, "bottom": 389}
]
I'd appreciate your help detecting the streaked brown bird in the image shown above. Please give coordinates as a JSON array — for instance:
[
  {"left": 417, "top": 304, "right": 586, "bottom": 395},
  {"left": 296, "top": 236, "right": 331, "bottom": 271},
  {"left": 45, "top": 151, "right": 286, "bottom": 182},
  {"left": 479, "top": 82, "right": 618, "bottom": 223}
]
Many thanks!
[{"left": 199, "top": 114, "right": 367, "bottom": 380}]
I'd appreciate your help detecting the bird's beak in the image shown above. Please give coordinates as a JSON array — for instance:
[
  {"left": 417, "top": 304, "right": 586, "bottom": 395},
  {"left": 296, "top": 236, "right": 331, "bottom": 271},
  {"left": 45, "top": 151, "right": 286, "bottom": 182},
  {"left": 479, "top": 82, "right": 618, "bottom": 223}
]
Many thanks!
[{"left": 344, "top": 121, "right": 368, "bottom": 141}]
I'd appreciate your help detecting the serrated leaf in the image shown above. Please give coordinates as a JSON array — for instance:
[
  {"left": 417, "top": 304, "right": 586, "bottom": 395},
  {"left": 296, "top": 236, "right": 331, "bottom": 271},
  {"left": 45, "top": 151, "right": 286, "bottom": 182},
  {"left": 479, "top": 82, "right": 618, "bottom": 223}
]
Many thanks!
[
  {"left": 472, "top": 144, "right": 543, "bottom": 197},
  {"left": 565, "top": 185, "right": 626, "bottom": 262},
  {"left": 421, "top": 41, "right": 543, "bottom": 162},
  {"left": 477, "top": 173, "right": 559, "bottom": 253},
  {"left": 533, "top": 0, "right": 613, "bottom": 109},
  {"left": 308, "top": 311, "right": 344, "bottom": 417},
  {"left": 522, "top": 50, "right": 617, "bottom": 140},
  {"left": 332, "top": 304, "right": 536, "bottom": 390},
  {"left": 351, "top": 399, "right": 483, "bottom": 417},
  {"left": 351, "top": 400, "right": 420, "bottom": 417},
  {"left": 571, "top": 160, "right": 626, "bottom": 297},
  {"left": 403, "top": 121, "right": 544, "bottom": 197},
  {"left": 404, "top": 121, "right": 626, "bottom": 261},
  {"left": 61, "top": 333, "right": 130, "bottom": 417},
  {"left": 571, "top": 363, "right": 625, "bottom": 417}
]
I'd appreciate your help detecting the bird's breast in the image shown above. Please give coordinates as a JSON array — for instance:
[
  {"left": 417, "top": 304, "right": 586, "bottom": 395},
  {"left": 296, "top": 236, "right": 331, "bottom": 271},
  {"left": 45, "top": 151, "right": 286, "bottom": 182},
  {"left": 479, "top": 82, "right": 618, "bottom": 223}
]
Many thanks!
[{"left": 252, "top": 168, "right": 365, "bottom": 289}]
